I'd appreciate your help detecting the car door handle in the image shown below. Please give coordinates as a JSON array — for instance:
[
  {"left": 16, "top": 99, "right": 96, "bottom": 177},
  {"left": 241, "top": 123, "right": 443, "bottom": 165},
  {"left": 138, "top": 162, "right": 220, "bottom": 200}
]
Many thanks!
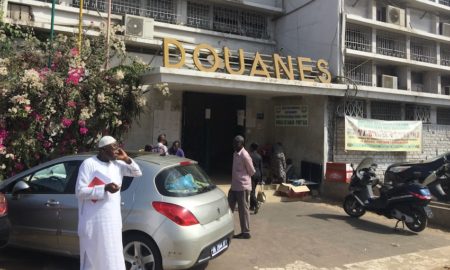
[{"left": 45, "top": 200, "right": 60, "bottom": 207}]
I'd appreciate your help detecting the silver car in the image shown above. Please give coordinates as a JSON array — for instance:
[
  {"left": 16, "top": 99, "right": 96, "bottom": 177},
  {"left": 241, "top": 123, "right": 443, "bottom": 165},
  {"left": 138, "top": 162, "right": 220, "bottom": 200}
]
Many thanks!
[{"left": 0, "top": 153, "right": 234, "bottom": 270}]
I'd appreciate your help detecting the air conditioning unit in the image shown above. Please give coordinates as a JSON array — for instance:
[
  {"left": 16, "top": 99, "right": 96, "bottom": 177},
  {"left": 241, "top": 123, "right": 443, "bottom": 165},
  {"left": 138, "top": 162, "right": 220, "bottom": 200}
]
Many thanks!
[
  {"left": 382, "top": 74, "right": 398, "bottom": 89},
  {"left": 386, "top": 5, "right": 405, "bottom": 27},
  {"left": 124, "top": 15, "right": 154, "bottom": 39},
  {"left": 412, "top": 83, "right": 424, "bottom": 92},
  {"left": 444, "top": 85, "right": 450, "bottom": 95},
  {"left": 440, "top": 23, "right": 450, "bottom": 37}
]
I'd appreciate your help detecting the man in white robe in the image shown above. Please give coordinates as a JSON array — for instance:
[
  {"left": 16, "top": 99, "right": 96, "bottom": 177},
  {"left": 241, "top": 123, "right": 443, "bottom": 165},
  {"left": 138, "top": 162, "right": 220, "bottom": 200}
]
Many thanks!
[{"left": 76, "top": 136, "right": 142, "bottom": 270}]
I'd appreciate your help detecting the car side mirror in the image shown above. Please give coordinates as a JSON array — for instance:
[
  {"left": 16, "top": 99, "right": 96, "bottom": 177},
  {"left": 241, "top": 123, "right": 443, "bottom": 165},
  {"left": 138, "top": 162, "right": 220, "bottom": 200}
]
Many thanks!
[{"left": 12, "top": 181, "right": 30, "bottom": 196}]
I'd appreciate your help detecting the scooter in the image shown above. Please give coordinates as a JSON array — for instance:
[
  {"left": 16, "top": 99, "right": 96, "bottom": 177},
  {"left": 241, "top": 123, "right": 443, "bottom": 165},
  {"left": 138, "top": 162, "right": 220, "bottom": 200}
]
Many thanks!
[
  {"left": 385, "top": 153, "right": 450, "bottom": 202},
  {"left": 343, "top": 158, "right": 433, "bottom": 232}
]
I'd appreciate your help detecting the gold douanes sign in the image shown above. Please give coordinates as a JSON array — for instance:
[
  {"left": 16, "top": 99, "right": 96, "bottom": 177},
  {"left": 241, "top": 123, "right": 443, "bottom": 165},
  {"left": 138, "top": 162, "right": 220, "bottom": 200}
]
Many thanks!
[{"left": 163, "top": 38, "right": 331, "bottom": 83}]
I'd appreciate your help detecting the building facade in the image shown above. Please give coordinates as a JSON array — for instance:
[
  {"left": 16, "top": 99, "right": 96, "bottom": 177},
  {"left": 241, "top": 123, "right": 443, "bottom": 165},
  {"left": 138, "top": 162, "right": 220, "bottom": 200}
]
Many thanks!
[{"left": 2, "top": 0, "right": 450, "bottom": 187}]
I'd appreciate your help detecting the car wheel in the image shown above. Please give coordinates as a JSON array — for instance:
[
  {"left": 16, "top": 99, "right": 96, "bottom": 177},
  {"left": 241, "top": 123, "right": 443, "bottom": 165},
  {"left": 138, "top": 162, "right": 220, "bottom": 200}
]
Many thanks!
[{"left": 123, "top": 233, "right": 162, "bottom": 270}]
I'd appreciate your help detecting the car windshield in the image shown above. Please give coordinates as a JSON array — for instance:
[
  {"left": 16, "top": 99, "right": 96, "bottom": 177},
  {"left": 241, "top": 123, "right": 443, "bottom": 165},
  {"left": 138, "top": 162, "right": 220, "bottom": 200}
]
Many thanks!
[{"left": 155, "top": 164, "right": 216, "bottom": 197}]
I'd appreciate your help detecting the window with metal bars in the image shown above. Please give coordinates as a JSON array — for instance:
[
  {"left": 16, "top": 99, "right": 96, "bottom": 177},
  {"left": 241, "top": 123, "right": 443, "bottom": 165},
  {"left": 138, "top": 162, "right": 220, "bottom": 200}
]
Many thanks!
[
  {"left": 376, "top": 31, "right": 406, "bottom": 58},
  {"left": 72, "top": 0, "right": 177, "bottom": 23},
  {"left": 343, "top": 99, "right": 366, "bottom": 118},
  {"left": 410, "top": 37, "right": 437, "bottom": 64},
  {"left": 345, "top": 24, "right": 372, "bottom": 52},
  {"left": 213, "top": 6, "right": 241, "bottom": 35},
  {"left": 405, "top": 105, "right": 431, "bottom": 123},
  {"left": 439, "top": 0, "right": 450, "bottom": 7},
  {"left": 437, "top": 107, "right": 450, "bottom": 125},
  {"left": 371, "top": 101, "right": 402, "bottom": 120},
  {"left": 344, "top": 60, "right": 372, "bottom": 86},
  {"left": 187, "top": 1, "right": 210, "bottom": 29},
  {"left": 212, "top": 6, "right": 268, "bottom": 39}
]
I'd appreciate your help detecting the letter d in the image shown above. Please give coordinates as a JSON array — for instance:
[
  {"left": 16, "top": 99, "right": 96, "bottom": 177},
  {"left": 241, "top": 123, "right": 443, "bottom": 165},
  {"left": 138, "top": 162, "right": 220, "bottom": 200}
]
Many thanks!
[{"left": 163, "top": 38, "right": 185, "bottom": 69}]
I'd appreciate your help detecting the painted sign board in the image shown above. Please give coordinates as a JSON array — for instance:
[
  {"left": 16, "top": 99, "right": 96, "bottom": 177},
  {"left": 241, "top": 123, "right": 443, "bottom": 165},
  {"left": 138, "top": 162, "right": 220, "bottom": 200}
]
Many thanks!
[{"left": 275, "top": 105, "right": 308, "bottom": 127}]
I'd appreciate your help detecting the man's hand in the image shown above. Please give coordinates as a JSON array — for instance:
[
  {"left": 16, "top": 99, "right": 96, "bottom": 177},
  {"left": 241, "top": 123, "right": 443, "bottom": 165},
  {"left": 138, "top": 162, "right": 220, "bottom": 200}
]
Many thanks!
[
  {"left": 105, "top": 182, "right": 121, "bottom": 193},
  {"left": 115, "top": 148, "right": 131, "bottom": 164}
]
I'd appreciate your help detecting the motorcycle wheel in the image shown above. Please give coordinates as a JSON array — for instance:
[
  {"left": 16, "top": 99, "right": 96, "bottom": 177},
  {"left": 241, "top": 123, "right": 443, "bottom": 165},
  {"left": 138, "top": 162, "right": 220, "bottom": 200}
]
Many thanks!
[
  {"left": 343, "top": 195, "right": 366, "bottom": 218},
  {"left": 405, "top": 209, "right": 427, "bottom": 232}
]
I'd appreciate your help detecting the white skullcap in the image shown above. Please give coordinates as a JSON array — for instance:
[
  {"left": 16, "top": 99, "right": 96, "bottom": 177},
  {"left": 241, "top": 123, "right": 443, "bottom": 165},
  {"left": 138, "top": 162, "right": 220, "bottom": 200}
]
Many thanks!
[{"left": 98, "top": 136, "right": 117, "bottom": 148}]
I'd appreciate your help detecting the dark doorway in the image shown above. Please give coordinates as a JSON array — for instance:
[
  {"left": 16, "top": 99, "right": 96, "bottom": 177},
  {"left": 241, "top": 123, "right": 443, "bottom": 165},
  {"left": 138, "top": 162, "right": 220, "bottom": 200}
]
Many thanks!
[{"left": 182, "top": 92, "right": 246, "bottom": 175}]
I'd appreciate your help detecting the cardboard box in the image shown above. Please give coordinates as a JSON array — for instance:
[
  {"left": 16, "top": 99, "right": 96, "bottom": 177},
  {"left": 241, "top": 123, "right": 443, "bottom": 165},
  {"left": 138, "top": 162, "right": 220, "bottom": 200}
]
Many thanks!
[
  {"left": 276, "top": 183, "right": 310, "bottom": 197},
  {"left": 325, "top": 162, "right": 353, "bottom": 183}
]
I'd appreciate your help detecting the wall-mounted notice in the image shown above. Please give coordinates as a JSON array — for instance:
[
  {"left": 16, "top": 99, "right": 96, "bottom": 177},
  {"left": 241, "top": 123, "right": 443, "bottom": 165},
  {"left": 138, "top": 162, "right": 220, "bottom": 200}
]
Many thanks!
[{"left": 275, "top": 105, "right": 308, "bottom": 127}]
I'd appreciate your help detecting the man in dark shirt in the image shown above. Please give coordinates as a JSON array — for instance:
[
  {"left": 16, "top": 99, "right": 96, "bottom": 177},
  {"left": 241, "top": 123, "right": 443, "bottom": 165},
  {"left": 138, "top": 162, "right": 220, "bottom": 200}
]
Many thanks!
[{"left": 249, "top": 143, "right": 263, "bottom": 214}]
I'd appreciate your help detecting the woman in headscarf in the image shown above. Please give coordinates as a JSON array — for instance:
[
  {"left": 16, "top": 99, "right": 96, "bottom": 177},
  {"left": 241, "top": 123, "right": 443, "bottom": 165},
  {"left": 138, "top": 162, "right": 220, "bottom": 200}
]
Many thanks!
[{"left": 270, "top": 142, "right": 286, "bottom": 184}]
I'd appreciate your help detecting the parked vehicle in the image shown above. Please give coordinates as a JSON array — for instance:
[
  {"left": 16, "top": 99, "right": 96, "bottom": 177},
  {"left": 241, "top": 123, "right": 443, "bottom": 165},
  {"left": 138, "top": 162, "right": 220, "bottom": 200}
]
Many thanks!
[
  {"left": 343, "top": 157, "right": 433, "bottom": 232},
  {"left": 0, "top": 152, "right": 234, "bottom": 270},
  {"left": 0, "top": 192, "right": 10, "bottom": 247},
  {"left": 385, "top": 152, "right": 450, "bottom": 202}
]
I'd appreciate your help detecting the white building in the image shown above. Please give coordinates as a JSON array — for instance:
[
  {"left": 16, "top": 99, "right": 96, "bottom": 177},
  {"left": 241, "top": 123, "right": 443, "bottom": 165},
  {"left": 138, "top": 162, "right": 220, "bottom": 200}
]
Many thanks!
[{"left": 2, "top": 0, "right": 450, "bottom": 189}]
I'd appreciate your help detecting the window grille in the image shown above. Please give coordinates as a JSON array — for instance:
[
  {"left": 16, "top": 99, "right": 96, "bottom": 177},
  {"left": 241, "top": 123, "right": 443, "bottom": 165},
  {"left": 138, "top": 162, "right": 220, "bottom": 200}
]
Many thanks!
[
  {"left": 345, "top": 24, "right": 372, "bottom": 52},
  {"left": 437, "top": 107, "right": 450, "bottom": 125},
  {"left": 441, "top": 49, "right": 450, "bottom": 66},
  {"left": 410, "top": 37, "right": 436, "bottom": 64},
  {"left": 371, "top": 101, "right": 402, "bottom": 120},
  {"left": 344, "top": 60, "right": 372, "bottom": 86},
  {"left": 405, "top": 105, "right": 431, "bottom": 123},
  {"left": 187, "top": 1, "right": 210, "bottom": 29},
  {"left": 376, "top": 31, "right": 406, "bottom": 58},
  {"left": 439, "top": 0, "right": 450, "bottom": 7},
  {"left": 343, "top": 99, "right": 366, "bottom": 118},
  {"left": 72, "top": 0, "right": 177, "bottom": 23},
  {"left": 212, "top": 6, "right": 268, "bottom": 39}
]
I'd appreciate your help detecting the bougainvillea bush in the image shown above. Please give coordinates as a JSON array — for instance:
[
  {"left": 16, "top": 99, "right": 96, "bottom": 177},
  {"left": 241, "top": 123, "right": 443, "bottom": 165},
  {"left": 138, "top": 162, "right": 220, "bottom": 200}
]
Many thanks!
[{"left": 0, "top": 22, "right": 149, "bottom": 179}]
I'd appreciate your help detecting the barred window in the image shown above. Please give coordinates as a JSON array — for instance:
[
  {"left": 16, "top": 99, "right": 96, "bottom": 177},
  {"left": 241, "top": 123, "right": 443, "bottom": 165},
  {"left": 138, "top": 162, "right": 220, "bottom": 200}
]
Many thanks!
[
  {"left": 371, "top": 101, "right": 402, "bottom": 120},
  {"left": 240, "top": 11, "right": 268, "bottom": 39},
  {"left": 145, "top": 0, "right": 177, "bottom": 23},
  {"left": 187, "top": 1, "right": 210, "bottom": 29},
  {"left": 213, "top": 6, "right": 240, "bottom": 35},
  {"left": 344, "top": 60, "right": 372, "bottom": 86},
  {"left": 405, "top": 105, "right": 430, "bottom": 123},
  {"left": 343, "top": 99, "right": 366, "bottom": 118},
  {"left": 437, "top": 107, "right": 450, "bottom": 125}
]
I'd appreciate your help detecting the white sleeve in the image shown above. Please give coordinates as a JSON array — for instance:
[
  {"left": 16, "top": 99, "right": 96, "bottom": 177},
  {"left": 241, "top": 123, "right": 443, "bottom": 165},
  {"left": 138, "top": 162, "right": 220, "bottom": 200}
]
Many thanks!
[
  {"left": 119, "top": 159, "right": 143, "bottom": 177},
  {"left": 75, "top": 161, "right": 106, "bottom": 201}
]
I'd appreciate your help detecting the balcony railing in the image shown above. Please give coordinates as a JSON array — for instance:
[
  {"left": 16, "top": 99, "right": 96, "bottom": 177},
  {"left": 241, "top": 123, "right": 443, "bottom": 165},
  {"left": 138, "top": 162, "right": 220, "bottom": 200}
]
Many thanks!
[
  {"left": 376, "top": 32, "right": 406, "bottom": 58},
  {"left": 410, "top": 38, "right": 437, "bottom": 64},
  {"left": 345, "top": 60, "right": 372, "bottom": 86},
  {"left": 439, "top": 0, "right": 450, "bottom": 7},
  {"left": 345, "top": 24, "right": 371, "bottom": 52},
  {"left": 441, "top": 49, "right": 450, "bottom": 66},
  {"left": 72, "top": 0, "right": 178, "bottom": 24}
]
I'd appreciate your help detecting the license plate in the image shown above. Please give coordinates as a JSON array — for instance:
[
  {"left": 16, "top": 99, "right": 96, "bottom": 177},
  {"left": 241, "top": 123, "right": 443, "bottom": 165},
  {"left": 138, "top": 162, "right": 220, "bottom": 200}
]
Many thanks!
[{"left": 210, "top": 239, "right": 228, "bottom": 257}]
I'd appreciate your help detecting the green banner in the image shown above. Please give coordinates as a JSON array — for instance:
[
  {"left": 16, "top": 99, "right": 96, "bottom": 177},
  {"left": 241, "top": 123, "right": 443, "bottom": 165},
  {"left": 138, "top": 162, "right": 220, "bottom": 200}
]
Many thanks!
[{"left": 345, "top": 116, "right": 422, "bottom": 152}]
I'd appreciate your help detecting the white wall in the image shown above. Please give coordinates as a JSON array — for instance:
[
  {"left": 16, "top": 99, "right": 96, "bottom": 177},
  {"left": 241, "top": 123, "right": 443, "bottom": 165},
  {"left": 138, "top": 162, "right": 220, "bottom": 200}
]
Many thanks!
[
  {"left": 410, "top": 8, "right": 435, "bottom": 33},
  {"left": 343, "top": 0, "right": 372, "bottom": 19},
  {"left": 275, "top": 0, "right": 341, "bottom": 77},
  {"left": 245, "top": 96, "right": 273, "bottom": 148}
]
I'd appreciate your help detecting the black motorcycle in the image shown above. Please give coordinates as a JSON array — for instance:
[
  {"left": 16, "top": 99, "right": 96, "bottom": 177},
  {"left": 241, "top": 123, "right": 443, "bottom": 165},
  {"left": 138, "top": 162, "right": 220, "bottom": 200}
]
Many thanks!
[
  {"left": 385, "top": 153, "right": 450, "bottom": 202},
  {"left": 343, "top": 158, "right": 433, "bottom": 232}
]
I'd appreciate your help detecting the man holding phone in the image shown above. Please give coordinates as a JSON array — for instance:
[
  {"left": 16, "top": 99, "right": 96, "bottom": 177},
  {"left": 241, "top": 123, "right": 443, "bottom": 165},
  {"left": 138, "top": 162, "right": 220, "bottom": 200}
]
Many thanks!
[{"left": 76, "top": 136, "right": 142, "bottom": 270}]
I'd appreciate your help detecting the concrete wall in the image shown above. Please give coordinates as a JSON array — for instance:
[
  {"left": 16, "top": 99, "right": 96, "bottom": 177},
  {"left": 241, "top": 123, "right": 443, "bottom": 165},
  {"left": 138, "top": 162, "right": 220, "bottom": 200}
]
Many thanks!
[
  {"left": 343, "top": 0, "right": 372, "bottom": 19},
  {"left": 270, "top": 95, "right": 327, "bottom": 175},
  {"left": 274, "top": 0, "right": 341, "bottom": 76},
  {"left": 245, "top": 96, "right": 273, "bottom": 148},
  {"left": 410, "top": 8, "right": 435, "bottom": 33}
]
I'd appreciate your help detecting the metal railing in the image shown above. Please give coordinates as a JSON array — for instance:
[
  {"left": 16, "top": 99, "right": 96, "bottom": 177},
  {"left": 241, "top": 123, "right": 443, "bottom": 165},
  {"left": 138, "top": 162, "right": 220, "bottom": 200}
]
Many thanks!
[
  {"left": 406, "top": 105, "right": 431, "bottom": 123},
  {"left": 72, "top": 0, "right": 178, "bottom": 24},
  {"left": 410, "top": 38, "right": 437, "bottom": 64},
  {"left": 441, "top": 49, "right": 450, "bottom": 66},
  {"left": 344, "top": 60, "right": 372, "bottom": 86},
  {"left": 439, "top": 0, "right": 450, "bottom": 7},
  {"left": 371, "top": 101, "right": 402, "bottom": 120},
  {"left": 376, "top": 31, "right": 406, "bottom": 58},
  {"left": 345, "top": 24, "right": 371, "bottom": 52}
]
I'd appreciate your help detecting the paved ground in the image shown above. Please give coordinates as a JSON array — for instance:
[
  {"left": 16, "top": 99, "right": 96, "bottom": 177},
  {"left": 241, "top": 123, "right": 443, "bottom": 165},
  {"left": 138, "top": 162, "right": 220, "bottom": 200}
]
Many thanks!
[{"left": 0, "top": 195, "right": 450, "bottom": 270}]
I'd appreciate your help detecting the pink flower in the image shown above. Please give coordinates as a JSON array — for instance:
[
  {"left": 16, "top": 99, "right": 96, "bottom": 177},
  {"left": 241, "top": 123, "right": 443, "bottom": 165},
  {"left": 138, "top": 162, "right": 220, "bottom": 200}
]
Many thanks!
[
  {"left": 0, "top": 144, "right": 6, "bottom": 154},
  {"left": 24, "top": 105, "right": 32, "bottom": 112},
  {"left": 78, "top": 120, "right": 86, "bottom": 127},
  {"left": 0, "top": 129, "right": 7, "bottom": 145},
  {"left": 37, "top": 132, "right": 45, "bottom": 141},
  {"left": 32, "top": 112, "right": 43, "bottom": 122},
  {"left": 61, "top": 117, "right": 73, "bottom": 128},
  {"left": 66, "top": 67, "right": 85, "bottom": 86},
  {"left": 14, "top": 162, "right": 25, "bottom": 171},
  {"left": 39, "top": 67, "right": 50, "bottom": 80},
  {"left": 70, "top": 48, "right": 79, "bottom": 57},
  {"left": 79, "top": 127, "right": 88, "bottom": 135},
  {"left": 43, "top": 141, "right": 52, "bottom": 149},
  {"left": 67, "top": 101, "right": 77, "bottom": 108}
]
